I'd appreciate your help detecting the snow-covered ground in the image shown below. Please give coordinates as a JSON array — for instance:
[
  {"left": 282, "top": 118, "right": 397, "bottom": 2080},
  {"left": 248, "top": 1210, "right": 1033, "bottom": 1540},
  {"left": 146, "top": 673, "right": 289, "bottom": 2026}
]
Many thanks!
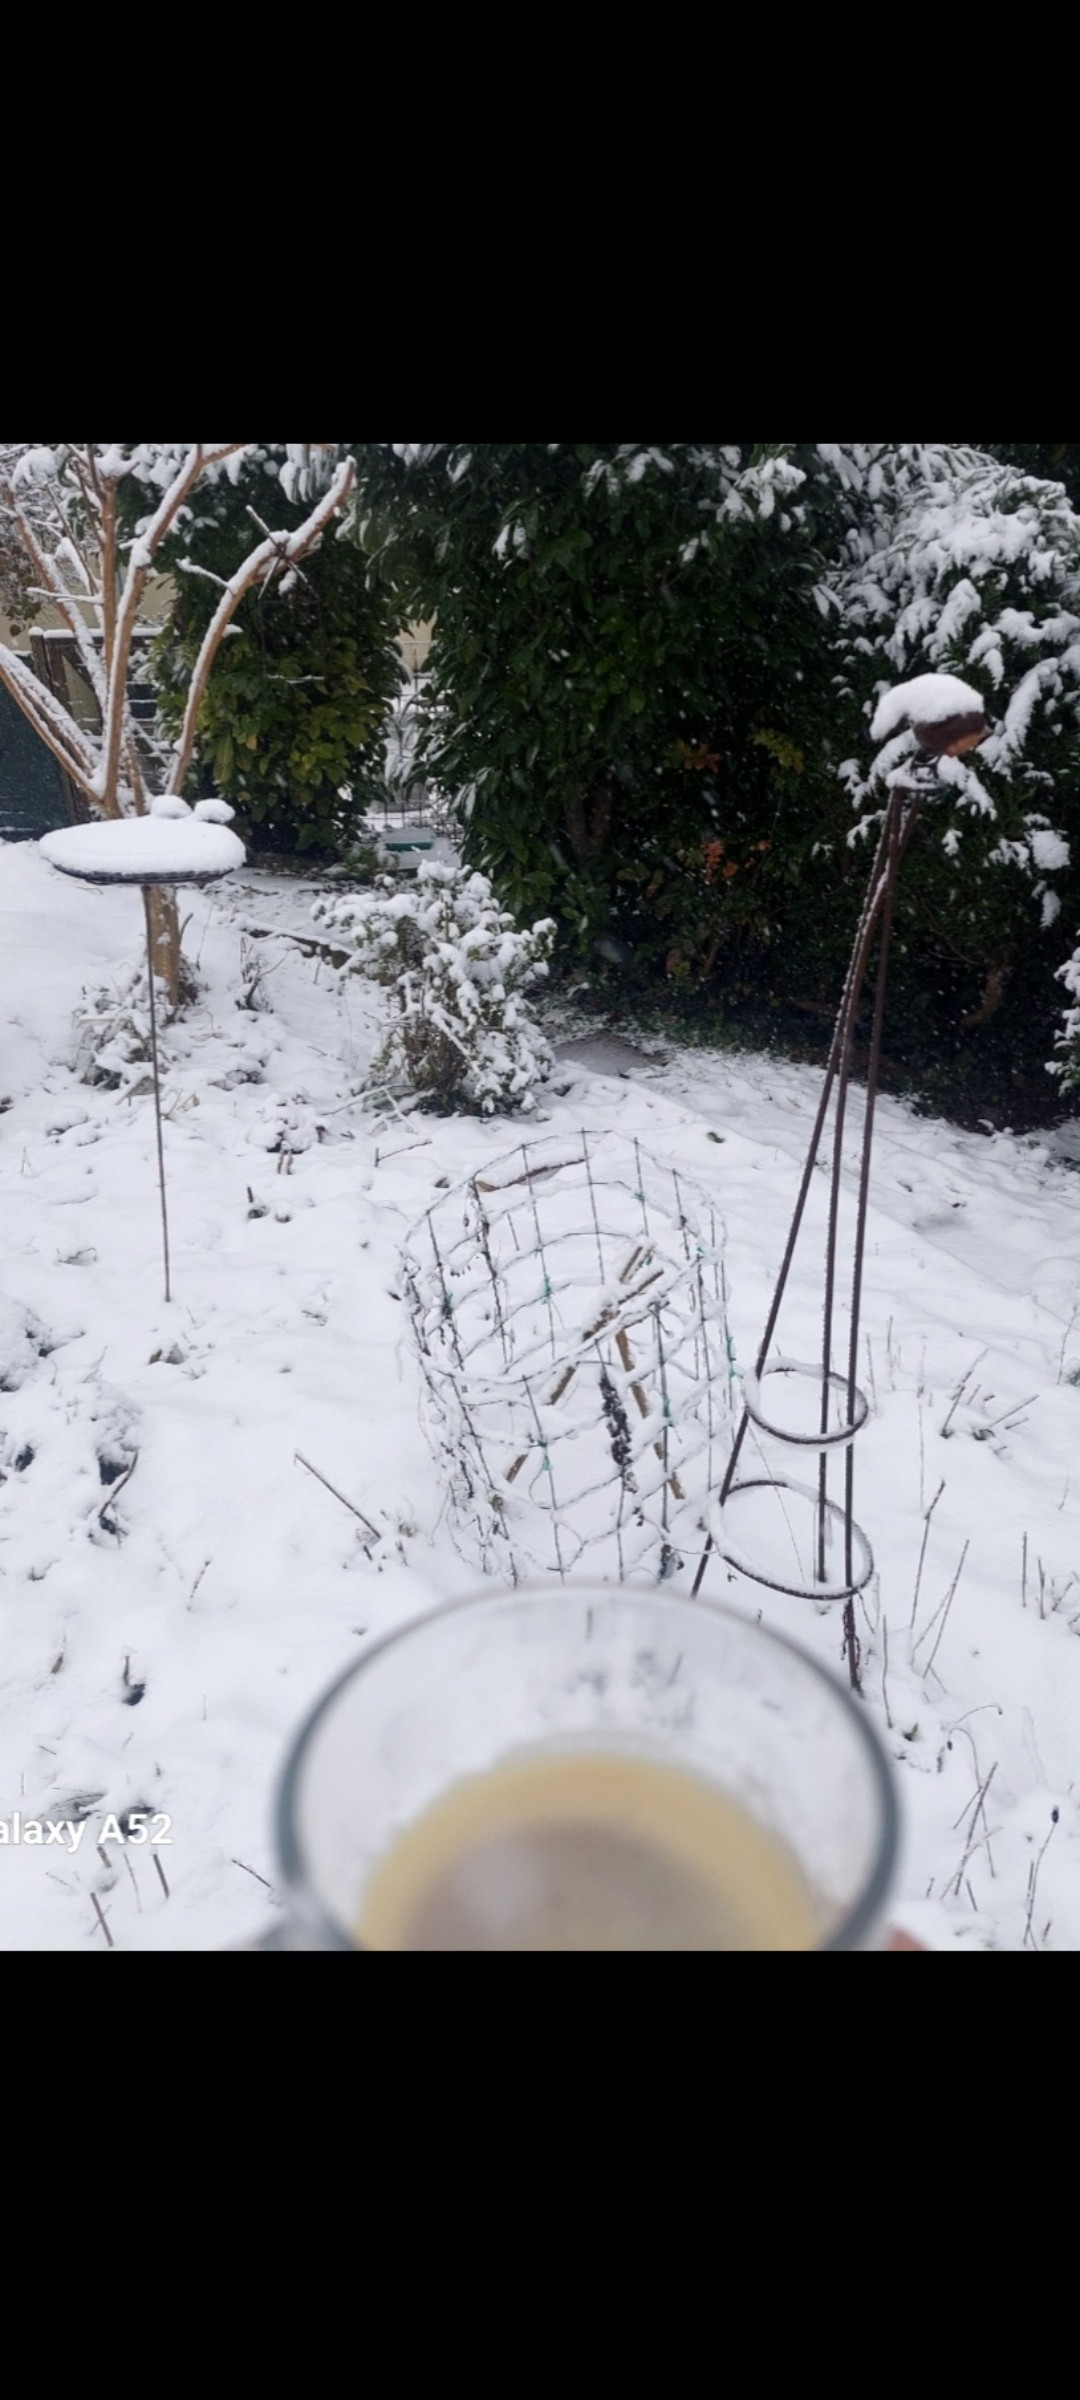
[{"left": 1, "top": 841, "right": 1078, "bottom": 1950}]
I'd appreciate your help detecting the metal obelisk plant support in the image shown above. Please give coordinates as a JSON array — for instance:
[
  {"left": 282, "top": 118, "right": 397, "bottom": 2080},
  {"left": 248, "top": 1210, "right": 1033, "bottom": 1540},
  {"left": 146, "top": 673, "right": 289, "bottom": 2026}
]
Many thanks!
[
  {"left": 692, "top": 681, "right": 989, "bottom": 1687},
  {"left": 39, "top": 812, "right": 244, "bottom": 1302}
]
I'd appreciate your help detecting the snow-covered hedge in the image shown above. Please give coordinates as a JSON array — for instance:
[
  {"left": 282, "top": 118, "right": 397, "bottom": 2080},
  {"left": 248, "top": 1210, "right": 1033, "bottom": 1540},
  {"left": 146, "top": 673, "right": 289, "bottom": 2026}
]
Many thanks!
[
  {"left": 826, "top": 445, "right": 1079, "bottom": 907},
  {"left": 333, "top": 442, "right": 1080, "bottom": 1118},
  {"left": 313, "top": 862, "right": 556, "bottom": 1116},
  {"left": 1052, "top": 942, "right": 1080, "bottom": 1090}
]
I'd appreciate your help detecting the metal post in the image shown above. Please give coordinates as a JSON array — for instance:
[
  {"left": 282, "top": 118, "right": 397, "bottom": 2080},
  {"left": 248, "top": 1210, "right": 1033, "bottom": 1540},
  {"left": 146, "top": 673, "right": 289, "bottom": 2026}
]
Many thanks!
[{"left": 143, "top": 887, "right": 172, "bottom": 1305}]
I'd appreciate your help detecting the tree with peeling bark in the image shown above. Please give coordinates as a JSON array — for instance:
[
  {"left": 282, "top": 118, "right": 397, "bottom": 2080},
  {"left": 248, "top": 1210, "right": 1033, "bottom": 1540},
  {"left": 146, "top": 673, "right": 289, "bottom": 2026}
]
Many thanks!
[{"left": 0, "top": 442, "right": 356, "bottom": 1005}]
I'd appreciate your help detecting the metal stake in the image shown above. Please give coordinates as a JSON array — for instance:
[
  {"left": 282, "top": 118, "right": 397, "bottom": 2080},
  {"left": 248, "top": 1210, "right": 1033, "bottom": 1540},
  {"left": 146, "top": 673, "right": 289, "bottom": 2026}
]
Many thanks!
[{"left": 143, "top": 887, "right": 172, "bottom": 1305}]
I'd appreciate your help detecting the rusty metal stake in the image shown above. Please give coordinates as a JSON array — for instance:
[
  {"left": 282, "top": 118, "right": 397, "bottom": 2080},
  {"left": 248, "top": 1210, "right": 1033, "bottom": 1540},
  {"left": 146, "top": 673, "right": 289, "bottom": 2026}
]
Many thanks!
[{"left": 143, "top": 888, "right": 172, "bottom": 1306}]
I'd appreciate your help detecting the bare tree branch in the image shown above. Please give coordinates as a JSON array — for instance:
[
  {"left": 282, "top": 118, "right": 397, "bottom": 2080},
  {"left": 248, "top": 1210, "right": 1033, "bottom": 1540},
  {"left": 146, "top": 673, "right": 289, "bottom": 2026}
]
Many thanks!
[
  {"left": 1, "top": 476, "right": 105, "bottom": 712},
  {"left": 0, "top": 640, "right": 99, "bottom": 796},
  {"left": 96, "top": 444, "right": 211, "bottom": 808},
  {"left": 100, "top": 468, "right": 118, "bottom": 689},
  {"left": 166, "top": 456, "right": 356, "bottom": 797}
]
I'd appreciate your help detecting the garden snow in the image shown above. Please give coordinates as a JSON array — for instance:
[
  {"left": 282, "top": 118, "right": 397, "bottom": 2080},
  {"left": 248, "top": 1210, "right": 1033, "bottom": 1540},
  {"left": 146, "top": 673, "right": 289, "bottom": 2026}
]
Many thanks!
[{"left": 1, "top": 842, "right": 1079, "bottom": 1950}]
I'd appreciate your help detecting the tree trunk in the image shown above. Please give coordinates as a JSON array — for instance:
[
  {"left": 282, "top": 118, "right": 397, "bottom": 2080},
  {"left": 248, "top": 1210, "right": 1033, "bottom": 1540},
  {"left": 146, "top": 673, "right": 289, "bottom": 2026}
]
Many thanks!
[
  {"left": 565, "top": 778, "right": 615, "bottom": 863},
  {"left": 146, "top": 885, "right": 184, "bottom": 1012},
  {"left": 960, "top": 959, "right": 1011, "bottom": 1029}
]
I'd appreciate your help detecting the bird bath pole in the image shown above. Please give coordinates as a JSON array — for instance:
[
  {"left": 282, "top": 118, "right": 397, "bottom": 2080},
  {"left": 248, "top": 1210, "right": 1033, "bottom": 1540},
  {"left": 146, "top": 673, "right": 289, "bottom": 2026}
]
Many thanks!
[
  {"left": 692, "top": 677, "right": 989, "bottom": 1688},
  {"left": 140, "top": 886, "right": 174, "bottom": 1300},
  {"left": 39, "top": 812, "right": 244, "bottom": 1304}
]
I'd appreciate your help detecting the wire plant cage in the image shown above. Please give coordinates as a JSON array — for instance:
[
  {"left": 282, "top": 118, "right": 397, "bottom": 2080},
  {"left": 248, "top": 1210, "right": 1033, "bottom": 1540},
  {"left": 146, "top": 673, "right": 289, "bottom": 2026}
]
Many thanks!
[{"left": 403, "top": 1131, "right": 737, "bottom": 1584}]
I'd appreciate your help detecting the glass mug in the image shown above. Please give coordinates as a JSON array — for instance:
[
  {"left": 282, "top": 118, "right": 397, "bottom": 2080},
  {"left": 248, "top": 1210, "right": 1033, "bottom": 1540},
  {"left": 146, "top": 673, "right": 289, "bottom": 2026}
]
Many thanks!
[{"left": 272, "top": 1585, "right": 899, "bottom": 1951}]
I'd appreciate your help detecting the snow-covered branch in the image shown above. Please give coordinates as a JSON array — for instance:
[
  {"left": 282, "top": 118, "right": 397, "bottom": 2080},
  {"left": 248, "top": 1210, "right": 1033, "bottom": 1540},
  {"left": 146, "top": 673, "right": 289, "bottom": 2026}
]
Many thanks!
[
  {"left": 0, "top": 639, "right": 100, "bottom": 797},
  {"left": 95, "top": 444, "right": 235, "bottom": 806},
  {"left": 166, "top": 457, "right": 356, "bottom": 797}
]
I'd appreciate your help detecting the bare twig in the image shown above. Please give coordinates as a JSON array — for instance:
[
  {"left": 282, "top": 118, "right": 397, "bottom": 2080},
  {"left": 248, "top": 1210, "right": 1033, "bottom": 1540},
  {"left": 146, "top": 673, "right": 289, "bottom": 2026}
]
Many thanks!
[
  {"left": 1024, "top": 1811, "right": 1059, "bottom": 1951},
  {"left": 940, "top": 1349, "right": 987, "bottom": 1439},
  {"left": 90, "top": 1890, "right": 114, "bottom": 1949},
  {"left": 947, "top": 1721, "right": 999, "bottom": 1880},
  {"left": 374, "top": 1138, "right": 431, "bottom": 1167},
  {"left": 909, "top": 1477, "right": 946, "bottom": 1633},
  {"left": 950, "top": 1761, "right": 998, "bottom": 1894},
  {"left": 294, "top": 1451, "right": 379, "bottom": 1543},
  {"left": 915, "top": 1538, "right": 970, "bottom": 1678},
  {"left": 979, "top": 1394, "right": 1038, "bottom": 1434},
  {"left": 232, "top": 1857, "right": 275, "bottom": 1893},
  {"left": 188, "top": 1558, "right": 212, "bottom": 1607}
]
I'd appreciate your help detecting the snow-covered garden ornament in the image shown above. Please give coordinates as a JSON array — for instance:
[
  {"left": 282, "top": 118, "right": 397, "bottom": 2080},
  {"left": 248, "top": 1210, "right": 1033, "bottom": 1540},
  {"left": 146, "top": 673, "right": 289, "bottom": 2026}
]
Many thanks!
[
  {"left": 403, "top": 1132, "right": 736, "bottom": 1585},
  {"left": 39, "top": 804, "right": 244, "bottom": 1303},
  {"left": 692, "top": 676, "right": 989, "bottom": 1686}
]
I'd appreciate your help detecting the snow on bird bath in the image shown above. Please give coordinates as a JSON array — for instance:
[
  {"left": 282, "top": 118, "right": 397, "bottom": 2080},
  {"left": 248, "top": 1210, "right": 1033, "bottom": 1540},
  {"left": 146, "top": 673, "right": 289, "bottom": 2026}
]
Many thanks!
[
  {"left": 39, "top": 815, "right": 245, "bottom": 887},
  {"left": 870, "top": 673, "right": 986, "bottom": 745}
]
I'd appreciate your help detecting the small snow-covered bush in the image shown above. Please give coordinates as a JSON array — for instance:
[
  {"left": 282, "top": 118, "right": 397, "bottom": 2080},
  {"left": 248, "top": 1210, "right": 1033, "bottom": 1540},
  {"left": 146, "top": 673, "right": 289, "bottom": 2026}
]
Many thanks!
[
  {"left": 72, "top": 959, "right": 156, "bottom": 1091},
  {"left": 313, "top": 862, "right": 556, "bottom": 1115},
  {"left": 70, "top": 945, "right": 207, "bottom": 1090}
]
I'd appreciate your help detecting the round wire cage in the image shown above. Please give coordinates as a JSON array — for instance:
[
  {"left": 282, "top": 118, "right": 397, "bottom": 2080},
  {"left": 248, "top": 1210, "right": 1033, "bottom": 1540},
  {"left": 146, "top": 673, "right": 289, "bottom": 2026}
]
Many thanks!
[{"left": 403, "top": 1131, "right": 737, "bottom": 1584}]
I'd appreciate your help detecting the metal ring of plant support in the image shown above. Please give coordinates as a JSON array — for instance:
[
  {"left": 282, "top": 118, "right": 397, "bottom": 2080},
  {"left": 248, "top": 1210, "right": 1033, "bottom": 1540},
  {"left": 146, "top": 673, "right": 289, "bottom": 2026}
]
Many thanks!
[
  {"left": 742, "top": 1359, "right": 869, "bottom": 1452},
  {"left": 717, "top": 1477, "right": 875, "bottom": 1602}
]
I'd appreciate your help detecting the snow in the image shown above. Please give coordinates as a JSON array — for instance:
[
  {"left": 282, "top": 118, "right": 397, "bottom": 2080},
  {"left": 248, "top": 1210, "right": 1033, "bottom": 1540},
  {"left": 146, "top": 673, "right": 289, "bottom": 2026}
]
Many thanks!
[
  {"left": 11, "top": 447, "right": 60, "bottom": 489},
  {"left": 1029, "top": 825, "right": 1071, "bottom": 874},
  {"left": 39, "top": 818, "right": 245, "bottom": 886},
  {"left": 870, "top": 673, "right": 987, "bottom": 742},
  {"left": 313, "top": 865, "right": 554, "bottom": 1117},
  {"left": 2, "top": 842, "right": 1080, "bottom": 1951}
]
